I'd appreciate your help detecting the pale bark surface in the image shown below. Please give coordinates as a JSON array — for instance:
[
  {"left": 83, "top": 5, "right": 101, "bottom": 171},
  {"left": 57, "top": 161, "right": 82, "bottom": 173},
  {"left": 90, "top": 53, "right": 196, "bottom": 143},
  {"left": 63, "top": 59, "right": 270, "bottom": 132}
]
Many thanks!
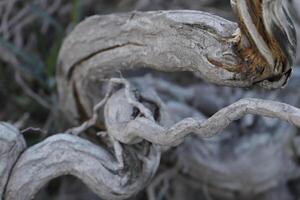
[
  {"left": 0, "top": 123, "right": 26, "bottom": 199},
  {"left": 5, "top": 134, "right": 160, "bottom": 200},
  {"left": 57, "top": 10, "right": 246, "bottom": 125},
  {"left": 1, "top": 0, "right": 300, "bottom": 200}
]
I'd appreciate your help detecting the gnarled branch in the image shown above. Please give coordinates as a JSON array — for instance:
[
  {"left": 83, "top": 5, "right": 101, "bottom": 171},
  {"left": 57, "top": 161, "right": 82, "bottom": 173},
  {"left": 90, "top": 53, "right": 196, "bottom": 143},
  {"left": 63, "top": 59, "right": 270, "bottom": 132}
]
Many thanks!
[
  {"left": 4, "top": 134, "right": 161, "bottom": 200},
  {"left": 104, "top": 90, "right": 300, "bottom": 146},
  {"left": 57, "top": 0, "right": 297, "bottom": 124},
  {"left": 57, "top": 10, "right": 243, "bottom": 124}
]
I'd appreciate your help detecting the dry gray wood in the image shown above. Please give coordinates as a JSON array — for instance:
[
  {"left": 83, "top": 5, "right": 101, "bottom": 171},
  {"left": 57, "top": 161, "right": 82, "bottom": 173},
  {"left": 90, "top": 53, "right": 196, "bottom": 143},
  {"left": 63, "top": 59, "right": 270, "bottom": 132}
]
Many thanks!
[
  {"left": 53, "top": 2, "right": 298, "bottom": 198},
  {"left": 56, "top": 10, "right": 245, "bottom": 124},
  {"left": 0, "top": 122, "right": 26, "bottom": 199},
  {"left": 4, "top": 133, "right": 161, "bottom": 200},
  {"left": 57, "top": 5, "right": 297, "bottom": 125},
  {"left": 103, "top": 86, "right": 300, "bottom": 197},
  {"left": 2, "top": 92, "right": 300, "bottom": 199},
  {"left": 0, "top": 1, "right": 299, "bottom": 199},
  {"left": 104, "top": 94, "right": 300, "bottom": 145}
]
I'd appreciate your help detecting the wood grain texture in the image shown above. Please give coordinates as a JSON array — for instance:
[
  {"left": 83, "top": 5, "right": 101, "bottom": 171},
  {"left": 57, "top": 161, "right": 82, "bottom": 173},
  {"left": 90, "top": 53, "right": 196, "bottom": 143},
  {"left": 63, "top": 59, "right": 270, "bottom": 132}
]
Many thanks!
[
  {"left": 4, "top": 134, "right": 160, "bottom": 200},
  {"left": 0, "top": 122, "right": 26, "bottom": 199}
]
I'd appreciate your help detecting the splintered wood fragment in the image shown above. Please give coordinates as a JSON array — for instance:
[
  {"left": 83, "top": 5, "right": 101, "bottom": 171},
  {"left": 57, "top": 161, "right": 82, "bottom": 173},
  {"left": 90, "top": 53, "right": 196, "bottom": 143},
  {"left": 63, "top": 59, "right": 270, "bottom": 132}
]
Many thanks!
[{"left": 231, "top": 0, "right": 297, "bottom": 87}]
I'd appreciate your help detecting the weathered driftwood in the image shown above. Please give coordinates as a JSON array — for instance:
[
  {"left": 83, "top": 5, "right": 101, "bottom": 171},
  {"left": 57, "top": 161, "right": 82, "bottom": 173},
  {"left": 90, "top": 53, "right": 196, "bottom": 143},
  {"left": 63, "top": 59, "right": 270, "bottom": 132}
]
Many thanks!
[
  {"left": 2, "top": 90, "right": 300, "bottom": 199},
  {"left": 131, "top": 74, "right": 300, "bottom": 199},
  {"left": 103, "top": 82, "right": 300, "bottom": 145},
  {"left": 0, "top": 122, "right": 26, "bottom": 199},
  {"left": 4, "top": 134, "right": 161, "bottom": 200},
  {"left": 57, "top": 4, "right": 296, "bottom": 124},
  {"left": 102, "top": 85, "right": 300, "bottom": 198},
  {"left": 1, "top": 1, "right": 299, "bottom": 200},
  {"left": 53, "top": 0, "right": 299, "bottom": 199},
  {"left": 57, "top": 10, "right": 242, "bottom": 124}
]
